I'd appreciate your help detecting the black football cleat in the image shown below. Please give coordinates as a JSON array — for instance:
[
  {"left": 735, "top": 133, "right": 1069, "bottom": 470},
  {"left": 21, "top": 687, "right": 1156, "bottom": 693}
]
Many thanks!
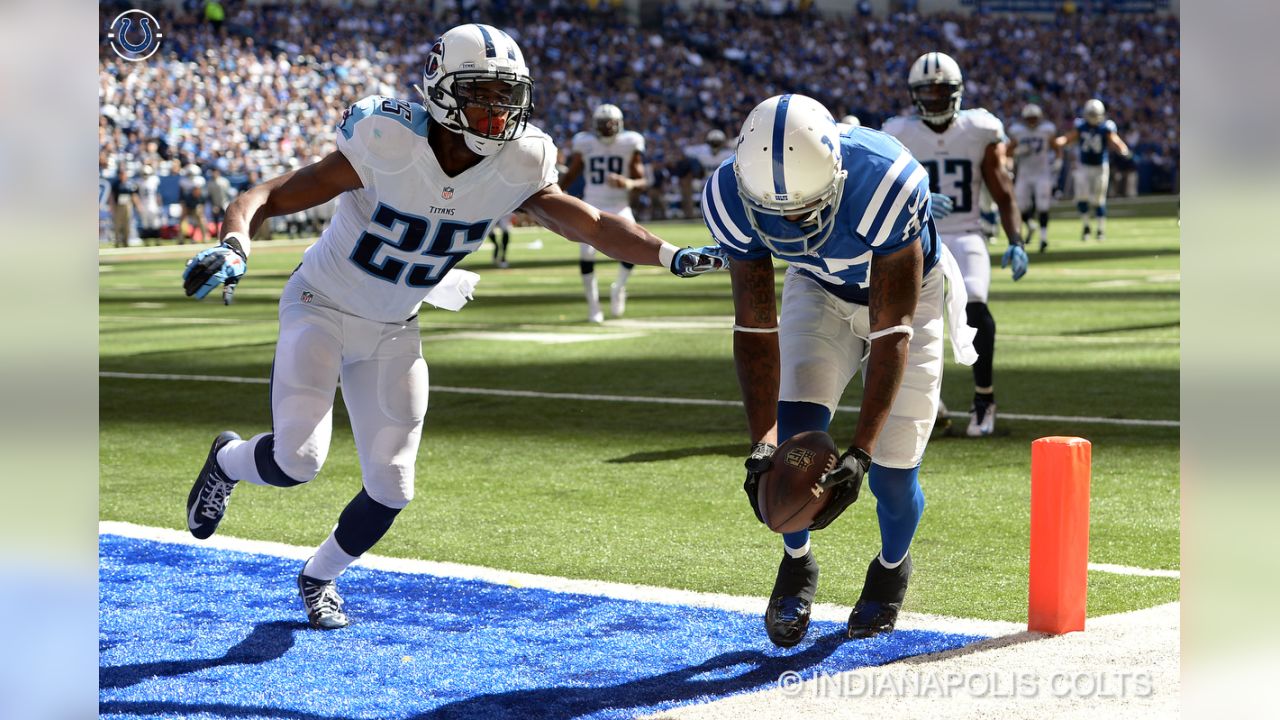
[
  {"left": 847, "top": 553, "right": 912, "bottom": 639},
  {"left": 298, "top": 568, "right": 350, "bottom": 630},
  {"left": 764, "top": 551, "right": 820, "bottom": 648},
  {"left": 186, "top": 431, "right": 241, "bottom": 540}
]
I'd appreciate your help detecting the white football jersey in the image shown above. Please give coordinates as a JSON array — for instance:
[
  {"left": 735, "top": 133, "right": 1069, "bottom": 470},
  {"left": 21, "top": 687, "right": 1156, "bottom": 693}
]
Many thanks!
[
  {"left": 299, "top": 95, "right": 557, "bottom": 323},
  {"left": 569, "top": 130, "right": 645, "bottom": 214},
  {"left": 883, "top": 109, "right": 1006, "bottom": 235},
  {"left": 1008, "top": 120, "right": 1057, "bottom": 180},
  {"left": 683, "top": 142, "right": 733, "bottom": 175}
]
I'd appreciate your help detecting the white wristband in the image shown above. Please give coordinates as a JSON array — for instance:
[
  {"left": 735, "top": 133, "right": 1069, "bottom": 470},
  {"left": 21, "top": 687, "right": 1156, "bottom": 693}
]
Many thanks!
[
  {"left": 733, "top": 324, "right": 779, "bottom": 333},
  {"left": 868, "top": 325, "right": 914, "bottom": 341},
  {"left": 223, "top": 231, "right": 252, "bottom": 257},
  {"left": 658, "top": 242, "right": 680, "bottom": 269}
]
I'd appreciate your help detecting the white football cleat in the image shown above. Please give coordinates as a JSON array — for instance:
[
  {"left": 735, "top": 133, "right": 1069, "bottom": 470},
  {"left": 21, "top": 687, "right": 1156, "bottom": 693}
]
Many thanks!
[
  {"left": 966, "top": 399, "right": 996, "bottom": 437},
  {"left": 588, "top": 309, "right": 604, "bottom": 324}
]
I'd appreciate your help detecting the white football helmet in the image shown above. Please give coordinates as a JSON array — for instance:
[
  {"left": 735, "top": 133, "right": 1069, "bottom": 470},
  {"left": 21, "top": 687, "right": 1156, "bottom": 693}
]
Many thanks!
[
  {"left": 706, "top": 129, "right": 727, "bottom": 149},
  {"left": 908, "top": 52, "right": 963, "bottom": 124},
  {"left": 1021, "top": 103, "right": 1042, "bottom": 122},
  {"left": 593, "top": 103, "right": 623, "bottom": 141},
  {"left": 1083, "top": 98, "right": 1106, "bottom": 126},
  {"left": 840, "top": 114, "right": 861, "bottom": 128},
  {"left": 732, "top": 94, "right": 846, "bottom": 257},
  {"left": 420, "top": 24, "right": 533, "bottom": 156}
]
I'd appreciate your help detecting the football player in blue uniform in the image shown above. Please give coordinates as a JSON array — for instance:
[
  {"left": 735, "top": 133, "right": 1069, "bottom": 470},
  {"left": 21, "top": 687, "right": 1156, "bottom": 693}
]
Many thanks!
[
  {"left": 701, "top": 94, "right": 976, "bottom": 646},
  {"left": 1053, "top": 99, "right": 1131, "bottom": 242}
]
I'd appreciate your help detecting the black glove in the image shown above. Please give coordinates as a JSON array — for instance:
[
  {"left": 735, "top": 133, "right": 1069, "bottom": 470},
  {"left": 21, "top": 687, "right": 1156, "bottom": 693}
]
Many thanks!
[
  {"left": 809, "top": 446, "right": 872, "bottom": 531},
  {"left": 742, "top": 441, "right": 776, "bottom": 524}
]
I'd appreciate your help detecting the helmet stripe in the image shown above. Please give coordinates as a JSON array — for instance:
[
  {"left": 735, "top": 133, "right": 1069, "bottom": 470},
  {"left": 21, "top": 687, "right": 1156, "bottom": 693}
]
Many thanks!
[
  {"left": 496, "top": 28, "right": 518, "bottom": 60},
  {"left": 475, "top": 24, "right": 497, "bottom": 58},
  {"left": 771, "top": 94, "right": 791, "bottom": 196}
]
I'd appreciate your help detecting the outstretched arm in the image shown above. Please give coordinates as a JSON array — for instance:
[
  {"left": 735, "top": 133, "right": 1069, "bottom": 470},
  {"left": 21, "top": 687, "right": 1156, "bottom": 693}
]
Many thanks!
[
  {"left": 1052, "top": 128, "right": 1079, "bottom": 150},
  {"left": 221, "top": 151, "right": 363, "bottom": 247},
  {"left": 519, "top": 183, "right": 673, "bottom": 266}
]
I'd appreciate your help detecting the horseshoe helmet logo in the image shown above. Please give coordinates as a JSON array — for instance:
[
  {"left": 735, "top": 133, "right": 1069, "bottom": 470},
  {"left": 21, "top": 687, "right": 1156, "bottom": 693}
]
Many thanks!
[{"left": 107, "top": 10, "right": 164, "bottom": 62}]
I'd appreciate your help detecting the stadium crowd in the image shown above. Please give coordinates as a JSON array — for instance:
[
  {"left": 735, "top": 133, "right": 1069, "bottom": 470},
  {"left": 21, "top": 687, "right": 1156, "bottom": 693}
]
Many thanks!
[{"left": 99, "top": 0, "right": 1178, "bottom": 242}]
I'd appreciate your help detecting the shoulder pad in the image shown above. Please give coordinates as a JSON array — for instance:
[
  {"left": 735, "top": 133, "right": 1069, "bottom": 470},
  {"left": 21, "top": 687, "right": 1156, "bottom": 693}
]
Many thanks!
[
  {"left": 881, "top": 116, "right": 908, "bottom": 135},
  {"left": 336, "top": 95, "right": 425, "bottom": 178},
  {"left": 500, "top": 124, "right": 559, "bottom": 189},
  {"left": 569, "top": 131, "right": 594, "bottom": 153}
]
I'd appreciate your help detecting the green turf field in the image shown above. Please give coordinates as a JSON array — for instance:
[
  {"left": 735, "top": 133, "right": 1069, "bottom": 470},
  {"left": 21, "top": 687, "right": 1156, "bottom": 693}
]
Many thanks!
[{"left": 99, "top": 205, "right": 1180, "bottom": 623}]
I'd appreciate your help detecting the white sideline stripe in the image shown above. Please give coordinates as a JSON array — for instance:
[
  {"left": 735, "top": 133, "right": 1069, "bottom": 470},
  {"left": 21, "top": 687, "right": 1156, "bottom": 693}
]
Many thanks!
[
  {"left": 98, "top": 371, "right": 1181, "bottom": 428},
  {"left": 1089, "top": 562, "right": 1180, "bottom": 579},
  {"left": 427, "top": 331, "right": 649, "bottom": 345},
  {"left": 98, "top": 521, "right": 1021, "bottom": 638}
]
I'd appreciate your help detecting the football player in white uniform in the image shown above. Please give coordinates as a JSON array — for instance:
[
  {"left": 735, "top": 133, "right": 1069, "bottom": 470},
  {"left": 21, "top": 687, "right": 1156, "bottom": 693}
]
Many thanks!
[
  {"left": 884, "top": 52, "right": 1029, "bottom": 438},
  {"left": 179, "top": 24, "right": 724, "bottom": 630},
  {"left": 1053, "top": 99, "right": 1131, "bottom": 242},
  {"left": 559, "top": 104, "right": 648, "bottom": 320},
  {"left": 1007, "top": 103, "right": 1059, "bottom": 253},
  {"left": 679, "top": 129, "right": 733, "bottom": 219}
]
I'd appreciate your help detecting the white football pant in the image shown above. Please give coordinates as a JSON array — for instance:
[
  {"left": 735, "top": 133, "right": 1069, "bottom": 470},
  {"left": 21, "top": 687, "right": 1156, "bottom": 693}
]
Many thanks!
[{"left": 777, "top": 265, "right": 946, "bottom": 469}]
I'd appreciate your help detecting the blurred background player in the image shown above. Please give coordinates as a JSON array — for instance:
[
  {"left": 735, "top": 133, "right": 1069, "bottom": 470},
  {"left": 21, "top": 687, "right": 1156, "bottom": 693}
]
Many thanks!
[
  {"left": 678, "top": 129, "right": 733, "bottom": 219},
  {"left": 1054, "top": 98, "right": 1131, "bottom": 242},
  {"left": 884, "top": 51, "right": 1028, "bottom": 438},
  {"left": 702, "top": 93, "right": 974, "bottom": 647},
  {"left": 1007, "top": 103, "right": 1059, "bottom": 252},
  {"left": 137, "top": 165, "right": 165, "bottom": 246},
  {"left": 489, "top": 213, "right": 514, "bottom": 268},
  {"left": 178, "top": 164, "right": 208, "bottom": 244},
  {"left": 559, "top": 103, "right": 648, "bottom": 321},
  {"left": 110, "top": 167, "right": 140, "bottom": 248}
]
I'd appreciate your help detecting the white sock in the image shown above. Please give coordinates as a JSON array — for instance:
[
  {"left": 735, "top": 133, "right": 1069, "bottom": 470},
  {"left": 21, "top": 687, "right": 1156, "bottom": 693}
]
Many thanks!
[
  {"left": 878, "top": 551, "right": 906, "bottom": 569},
  {"left": 1097, "top": 216, "right": 1107, "bottom": 234},
  {"left": 1039, "top": 225, "right": 1048, "bottom": 243},
  {"left": 217, "top": 433, "right": 270, "bottom": 486},
  {"left": 582, "top": 273, "right": 599, "bottom": 312},
  {"left": 784, "top": 539, "right": 810, "bottom": 559},
  {"left": 303, "top": 531, "right": 359, "bottom": 581},
  {"left": 615, "top": 265, "right": 632, "bottom": 287}
]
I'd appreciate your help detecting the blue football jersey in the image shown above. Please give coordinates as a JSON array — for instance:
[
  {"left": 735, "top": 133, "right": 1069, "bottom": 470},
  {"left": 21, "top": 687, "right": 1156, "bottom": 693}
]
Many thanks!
[
  {"left": 1075, "top": 118, "right": 1118, "bottom": 166},
  {"left": 702, "top": 127, "right": 939, "bottom": 305}
]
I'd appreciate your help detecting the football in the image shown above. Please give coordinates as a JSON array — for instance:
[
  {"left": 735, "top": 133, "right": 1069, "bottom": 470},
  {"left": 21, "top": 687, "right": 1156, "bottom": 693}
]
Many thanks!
[{"left": 757, "top": 431, "right": 840, "bottom": 533}]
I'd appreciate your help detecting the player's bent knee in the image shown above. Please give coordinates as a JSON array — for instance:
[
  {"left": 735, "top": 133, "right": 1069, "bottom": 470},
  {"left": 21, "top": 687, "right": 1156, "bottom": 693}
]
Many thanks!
[{"left": 255, "top": 434, "right": 317, "bottom": 487}]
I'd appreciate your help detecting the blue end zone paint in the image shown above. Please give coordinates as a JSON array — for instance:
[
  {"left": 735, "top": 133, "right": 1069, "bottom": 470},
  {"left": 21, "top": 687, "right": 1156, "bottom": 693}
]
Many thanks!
[{"left": 99, "top": 534, "right": 988, "bottom": 719}]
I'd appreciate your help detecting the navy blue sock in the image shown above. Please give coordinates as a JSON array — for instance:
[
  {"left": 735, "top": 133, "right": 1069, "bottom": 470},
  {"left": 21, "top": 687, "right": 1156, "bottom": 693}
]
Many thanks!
[
  {"left": 333, "top": 488, "right": 402, "bottom": 557},
  {"left": 777, "top": 401, "right": 833, "bottom": 552},
  {"left": 868, "top": 463, "right": 925, "bottom": 565}
]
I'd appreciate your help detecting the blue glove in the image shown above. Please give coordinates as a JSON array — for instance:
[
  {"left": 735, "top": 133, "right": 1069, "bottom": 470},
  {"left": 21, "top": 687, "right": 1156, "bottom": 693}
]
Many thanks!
[
  {"left": 930, "top": 193, "right": 955, "bottom": 220},
  {"left": 183, "top": 243, "right": 247, "bottom": 299},
  {"left": 670, "top": 244, "right": 728, "bottom": 277},
  {"left": 1001, "top": 243, "right": 1028, "bottom": 281}
]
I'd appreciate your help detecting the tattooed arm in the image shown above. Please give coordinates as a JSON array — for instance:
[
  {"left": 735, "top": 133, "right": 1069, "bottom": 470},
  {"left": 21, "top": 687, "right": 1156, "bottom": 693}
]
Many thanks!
[
  {"left": 851, "top": 241, "right": 923, "bottom": 454},
  {"left": 729, "top": 256, "right": 780, "bottom": 446}
]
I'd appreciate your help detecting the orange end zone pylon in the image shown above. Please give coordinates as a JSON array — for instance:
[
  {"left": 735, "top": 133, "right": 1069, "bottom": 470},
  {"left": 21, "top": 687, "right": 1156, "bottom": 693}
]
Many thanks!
[{"left": 1028, "top": 436, "right": 1091, "bottom": 634}]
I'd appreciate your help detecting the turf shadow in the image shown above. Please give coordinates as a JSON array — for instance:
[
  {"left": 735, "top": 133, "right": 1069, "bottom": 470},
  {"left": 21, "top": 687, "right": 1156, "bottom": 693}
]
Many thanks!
[
  {"left": 99, "top": 619, "right": 308, "bottom": 690},
  {"left": 605, "top": 443, "right": 744, "bottom": 464}
]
